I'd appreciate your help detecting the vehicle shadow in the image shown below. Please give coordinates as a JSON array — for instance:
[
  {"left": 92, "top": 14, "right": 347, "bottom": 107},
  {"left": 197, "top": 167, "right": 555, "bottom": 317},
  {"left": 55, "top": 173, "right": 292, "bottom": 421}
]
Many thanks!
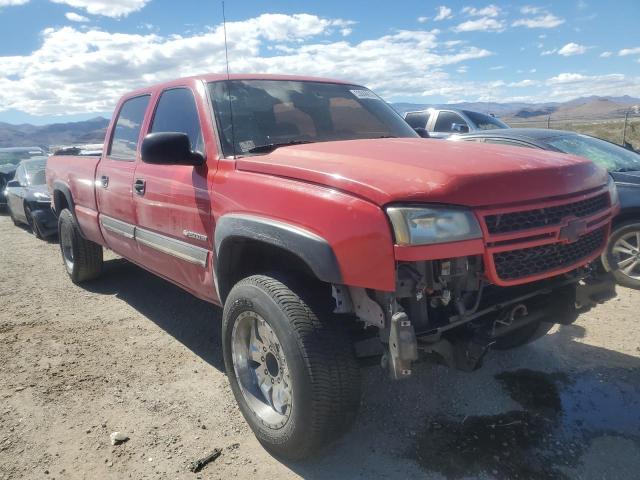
[
  {"left": 82, "top": 257, "right": 225, "bottom": 372},
  {"left": 82, "top": 258, "right": 640, "bottom": 479}
]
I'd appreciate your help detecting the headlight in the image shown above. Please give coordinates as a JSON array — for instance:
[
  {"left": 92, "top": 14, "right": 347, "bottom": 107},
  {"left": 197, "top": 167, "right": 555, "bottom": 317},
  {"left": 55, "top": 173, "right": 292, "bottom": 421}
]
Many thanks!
[
  {"left": 34, "top": 191, "right": 51, "bottom": 202},
  {"left": 607, "top": 176, "right": 619, "bottom": 206},
  {"left": 386, "top": 206, "right": 483, "bottom": 246}
]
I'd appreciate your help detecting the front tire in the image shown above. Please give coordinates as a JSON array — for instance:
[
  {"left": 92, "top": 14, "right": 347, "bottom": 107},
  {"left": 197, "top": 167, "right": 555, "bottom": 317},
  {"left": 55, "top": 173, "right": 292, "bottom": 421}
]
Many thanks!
[
  {"left": 24, "top": 204, "right": 43, "bottom": 239},
  {"left": 58, "top": 208, "right": 103, "bottom": 283},
  {"left": 493, "top": 321, "right": 554, "bottom": 350},
  {"left": 603, "top": 222, "right": 640, "bottom": 289},
  {"left": 222, "top": 274, "right": 361, "bottom": 459}
]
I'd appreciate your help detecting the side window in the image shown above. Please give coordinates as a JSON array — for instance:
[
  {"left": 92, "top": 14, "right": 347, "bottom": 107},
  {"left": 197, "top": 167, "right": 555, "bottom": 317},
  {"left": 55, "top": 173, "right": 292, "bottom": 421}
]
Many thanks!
[
  {"left": 404, "top": 112, "right": 430, "bottom": 129},
  {"left": 151, "top": 88, "right": 204, "bottom": 153},
  {"left": 433, "top": 111, "right": 468, "bottom": 133},
  {"left": 108, "top": 95, "right": 150, "bottom": 160}
]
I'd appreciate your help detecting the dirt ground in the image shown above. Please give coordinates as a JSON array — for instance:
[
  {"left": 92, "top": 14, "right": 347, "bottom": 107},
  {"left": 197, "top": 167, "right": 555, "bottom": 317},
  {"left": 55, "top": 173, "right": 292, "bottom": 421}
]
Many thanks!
[{"left": 1, "top": 212, "right": 639, "bottom": 480}]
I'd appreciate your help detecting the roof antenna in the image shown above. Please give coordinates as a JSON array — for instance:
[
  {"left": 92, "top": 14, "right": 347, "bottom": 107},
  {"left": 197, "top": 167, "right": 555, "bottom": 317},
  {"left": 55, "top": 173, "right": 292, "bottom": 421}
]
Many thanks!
[{"left": 222, "top": 1, "right": 236, "bottom": 158}]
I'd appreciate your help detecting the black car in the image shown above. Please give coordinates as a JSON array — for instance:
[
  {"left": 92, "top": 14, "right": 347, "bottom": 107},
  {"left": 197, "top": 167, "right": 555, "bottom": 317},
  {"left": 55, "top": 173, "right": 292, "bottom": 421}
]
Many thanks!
[
  {"left": 0, "top": 146, "right": 47, "bottom": 208},
  {"left": 4, "top": 157, "right": 57, "bottom": 239},
  {"left": 452, "top": 128, "right": 640, "bottom": 289}
]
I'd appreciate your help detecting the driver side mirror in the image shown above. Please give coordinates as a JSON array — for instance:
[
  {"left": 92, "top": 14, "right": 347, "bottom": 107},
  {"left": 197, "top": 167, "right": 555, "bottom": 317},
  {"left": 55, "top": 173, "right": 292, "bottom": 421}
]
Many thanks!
[
  {"left": 141, "top": 132, "right": 204, "bottom": 166},
  {"left": 414, "top": 127, "right": 430, "bottom": 138},
  {"left": 451, "top": 123, "right": 469, "bottom": 134},
  {"left": 6, "top": 179, "right": 21, "bottom": 188}
]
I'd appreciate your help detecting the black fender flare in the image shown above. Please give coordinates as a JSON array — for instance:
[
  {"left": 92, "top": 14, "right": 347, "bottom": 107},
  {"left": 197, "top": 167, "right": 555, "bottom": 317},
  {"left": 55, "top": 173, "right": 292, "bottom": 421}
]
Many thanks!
[
  {"left": 214, "top": 213, "right": 342, "bottom": 287},
  {"left": 52, "top": 181, "right": 86, "bottom": 237}
]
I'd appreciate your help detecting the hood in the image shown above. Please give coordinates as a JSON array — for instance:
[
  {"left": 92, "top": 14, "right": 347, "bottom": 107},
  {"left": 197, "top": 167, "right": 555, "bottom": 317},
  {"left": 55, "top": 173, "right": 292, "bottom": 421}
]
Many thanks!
[
  {"left": 611, "top": 170, "right": 640, "bottom": 186},
  {"left": 236, "top": 138, "right": 608, "bottom": 207},
  {"left": 0, "top": 164, "right": 17, "bottom": 176}
]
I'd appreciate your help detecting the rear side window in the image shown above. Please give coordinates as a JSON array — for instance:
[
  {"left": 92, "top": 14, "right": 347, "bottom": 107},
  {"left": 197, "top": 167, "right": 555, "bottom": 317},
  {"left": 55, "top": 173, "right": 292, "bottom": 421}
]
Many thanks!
[
  {"left": 433, "top": 111, "right": 467, "bottom": 133},
  {"left": 404, "top": 111, "right": 430, "bottom": 129},
  {"left": 108, "top": 95, "right": 150, "bottom": 160},
  {"left": 151, "top": 88, "right": 204, "bottom": 153}
]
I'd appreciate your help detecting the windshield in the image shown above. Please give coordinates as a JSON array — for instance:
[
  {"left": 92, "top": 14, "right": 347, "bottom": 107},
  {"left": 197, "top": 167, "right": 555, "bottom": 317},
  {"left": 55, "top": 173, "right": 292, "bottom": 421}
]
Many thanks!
[
  {"left": 546, "top": 134, "right": 640, "bottom": 173},
  {"left": 462, "top": 110, "right": 508, "bottom": 130},
  {"left": 0, "top": 148, "right": 45, "bottom": 166},
  {"left": 23, "top": 158, "right": 47, "bottom": 186},
  {"left": 209, "top": 80, "right": 417, "bottom": 156}
]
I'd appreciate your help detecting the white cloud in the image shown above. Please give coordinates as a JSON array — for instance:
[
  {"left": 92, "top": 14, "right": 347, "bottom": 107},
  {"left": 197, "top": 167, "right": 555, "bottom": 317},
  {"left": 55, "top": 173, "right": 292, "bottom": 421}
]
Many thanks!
[
  {"left": 489, "top": 65, "right": 505, "bottom": 70},
  {"left": 557, "top": 42, "right": 587, "bottom": 56},
  {"left": 520, "top": 6, "right": 542, "bottom": 14},
  {"left": 417, "top": 16, "right": 428, "bottom": 23},
  {"left": 600, "top": 51, "right": 613, "bottom": 58},
  {"left": 619, "top": 47, "right": 640, "bottom": 56},
  {"left": 50, "top": 0, "right": 150, "bottom": 18},
  {"left": 513, "top": 13, "right": 565, "bottom": 29},
  {"left": 65, "top": 11, "right": 89, "bottom": 22},
  {"left": 434, "top": 6, "right": 453, "bottom": 21},
  {"left": 461, "top": 5, "right": 501, "bottom": 17},
  {"left": 0, "top": 14, "right": 495, "bottom": 115},
  {"left": 454, "top": 17, "right": 505, "bottom": 32},
  {"left": 544, "top": 72, "right": 640, "bottom": 99},
  {"left": 541, "top": 48, "right": 556, "bottom": 56},
  {"left": 0, "top": 0, "right": 29, "bottom": 5},
  {"left": 508, "top": 79, "right": 539, "bottom": 87}
]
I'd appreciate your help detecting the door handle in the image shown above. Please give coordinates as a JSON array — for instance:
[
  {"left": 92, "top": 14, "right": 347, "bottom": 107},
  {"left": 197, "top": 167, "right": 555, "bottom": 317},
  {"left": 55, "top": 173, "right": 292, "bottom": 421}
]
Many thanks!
[
  {"left": 100, "top": 175, "right": 109, "bottom": 188},
  {"left": 134, "top": 178, "right": 146, "bottom": 196}
]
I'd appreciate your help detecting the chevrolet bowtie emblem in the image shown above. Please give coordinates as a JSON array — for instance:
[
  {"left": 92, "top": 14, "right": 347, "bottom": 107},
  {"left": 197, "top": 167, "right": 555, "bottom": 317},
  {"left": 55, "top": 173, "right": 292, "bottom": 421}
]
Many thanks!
[{"left": 558, "top": 218, "right": 587, "bottom": 244}]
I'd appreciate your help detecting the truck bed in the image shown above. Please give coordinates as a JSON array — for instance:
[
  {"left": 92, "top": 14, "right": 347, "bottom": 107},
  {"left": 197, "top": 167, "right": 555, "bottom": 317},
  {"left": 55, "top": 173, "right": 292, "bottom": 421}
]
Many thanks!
[{"left": 46, "top": 154, "right": 103, "bottom": 244}]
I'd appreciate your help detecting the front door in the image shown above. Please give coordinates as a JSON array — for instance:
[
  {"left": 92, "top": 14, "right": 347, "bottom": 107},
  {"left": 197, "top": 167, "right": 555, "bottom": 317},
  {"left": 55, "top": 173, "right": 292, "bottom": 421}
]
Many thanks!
[
  {"left": 96, "top": 94, "right": 151, "bottom": 259},
  {"left": 133, "top": 86, "right": 216, "bottom": 300}
]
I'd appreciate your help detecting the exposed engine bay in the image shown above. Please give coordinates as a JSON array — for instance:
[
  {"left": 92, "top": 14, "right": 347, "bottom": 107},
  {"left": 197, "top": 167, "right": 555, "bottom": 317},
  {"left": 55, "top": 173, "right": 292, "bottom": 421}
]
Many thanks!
[{"left": 334, "top": 256, "right": 617, "bottom": 380}]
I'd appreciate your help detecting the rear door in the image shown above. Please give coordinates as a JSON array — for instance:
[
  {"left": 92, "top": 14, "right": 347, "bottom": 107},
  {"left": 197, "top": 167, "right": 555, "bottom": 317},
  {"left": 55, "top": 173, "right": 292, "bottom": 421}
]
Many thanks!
[
  {"left": 132, "top": 85, "right": 215, "bottom": 300},
  {"left": 96, "top": 94, "right": 150, "bottom": 259}
]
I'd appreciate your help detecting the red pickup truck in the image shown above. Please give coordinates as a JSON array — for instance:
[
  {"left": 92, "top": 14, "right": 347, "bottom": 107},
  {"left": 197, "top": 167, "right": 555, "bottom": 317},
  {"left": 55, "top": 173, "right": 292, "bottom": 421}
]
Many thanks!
[{"left": 47, "top": 74, "right": 619, "bottom": 458}]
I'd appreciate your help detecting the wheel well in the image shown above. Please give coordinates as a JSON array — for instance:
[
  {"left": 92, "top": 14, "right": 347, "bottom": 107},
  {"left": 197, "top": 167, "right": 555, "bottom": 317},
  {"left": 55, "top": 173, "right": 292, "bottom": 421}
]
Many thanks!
[
  {"left": 613, "top": 210, "right": 640, "bottom": 229},
  {"left": 53, "top": 190, "right": 69, "bottom": 216},
  {"left": 216, "top": 238, "right": 324, "bottom": 303}
]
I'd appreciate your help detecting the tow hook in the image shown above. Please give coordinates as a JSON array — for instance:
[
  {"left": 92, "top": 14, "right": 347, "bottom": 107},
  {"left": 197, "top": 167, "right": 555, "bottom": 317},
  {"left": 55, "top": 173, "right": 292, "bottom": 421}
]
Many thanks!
[{"left": 383, "top": 312, "right": 418, "bottom": 380}]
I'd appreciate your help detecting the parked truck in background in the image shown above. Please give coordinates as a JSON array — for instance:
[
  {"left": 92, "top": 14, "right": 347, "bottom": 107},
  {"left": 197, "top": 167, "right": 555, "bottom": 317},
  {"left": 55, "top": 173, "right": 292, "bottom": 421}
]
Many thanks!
[
  {"left": 46, "top": 74, "right": 618, "bottom": 459},
  {"left": 403, "top": 107, "right": 509, "bottom": 138}
]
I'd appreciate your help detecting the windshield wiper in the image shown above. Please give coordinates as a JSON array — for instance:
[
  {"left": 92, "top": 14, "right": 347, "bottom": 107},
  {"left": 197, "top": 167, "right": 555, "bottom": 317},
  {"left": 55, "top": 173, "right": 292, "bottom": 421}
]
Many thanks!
[
  {"left": 247, "top": 140, "right": 314, "bottom": 154},
  {"left": 614, "top": 167, "right": 640, "bottom": 173}
]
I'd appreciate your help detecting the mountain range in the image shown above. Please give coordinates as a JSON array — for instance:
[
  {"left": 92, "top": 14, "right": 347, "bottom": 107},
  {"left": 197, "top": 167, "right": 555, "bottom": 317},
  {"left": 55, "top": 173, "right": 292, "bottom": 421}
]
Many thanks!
[{"left": 1, "top": 96, "right": 639, "bottom": 149}]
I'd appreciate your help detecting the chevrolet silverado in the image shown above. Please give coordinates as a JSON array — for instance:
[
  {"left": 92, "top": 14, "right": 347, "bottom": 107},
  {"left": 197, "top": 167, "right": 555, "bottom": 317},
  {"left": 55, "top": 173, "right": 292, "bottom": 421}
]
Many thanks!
[{"left": 46, "top": 74, "right": 618, "bottom": 459}]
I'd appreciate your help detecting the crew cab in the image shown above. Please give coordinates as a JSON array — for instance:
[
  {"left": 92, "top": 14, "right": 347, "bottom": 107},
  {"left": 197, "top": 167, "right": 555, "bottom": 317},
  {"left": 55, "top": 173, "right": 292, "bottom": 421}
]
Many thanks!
[
  {"left": 46, "top": 74, "right": 618, "bottom": 459},
  {"left": 403, "top": 107, "right": 508, "bottom": 138}
]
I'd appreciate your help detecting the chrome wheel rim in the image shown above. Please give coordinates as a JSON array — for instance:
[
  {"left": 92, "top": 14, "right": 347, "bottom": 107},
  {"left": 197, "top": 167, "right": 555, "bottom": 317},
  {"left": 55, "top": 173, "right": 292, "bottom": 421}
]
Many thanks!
[
  {"left": 612, "top": 230, "right": 640, "bottom": 280},
  {"left": 60, "top": 224, "right": 74, "bottom": 271},
  {"left": 231, "top": 311, "right": 292, "bottom": 428}
]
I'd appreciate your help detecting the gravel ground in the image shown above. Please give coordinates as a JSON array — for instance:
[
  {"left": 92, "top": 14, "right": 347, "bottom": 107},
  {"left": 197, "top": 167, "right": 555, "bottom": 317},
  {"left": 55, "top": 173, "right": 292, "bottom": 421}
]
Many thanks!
[{"left": 1, "top": 212, "right": 639, "bottom": 480}]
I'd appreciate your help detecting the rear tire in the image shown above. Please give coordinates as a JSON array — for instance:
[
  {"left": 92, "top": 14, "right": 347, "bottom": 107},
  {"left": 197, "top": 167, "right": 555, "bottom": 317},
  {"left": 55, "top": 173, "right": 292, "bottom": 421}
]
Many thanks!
[
  {"left": 222, "top": 274, "right": 361, "bottom": 459},
  {"left": 58, "top": 208, "right": 103, "bottom": 283}
]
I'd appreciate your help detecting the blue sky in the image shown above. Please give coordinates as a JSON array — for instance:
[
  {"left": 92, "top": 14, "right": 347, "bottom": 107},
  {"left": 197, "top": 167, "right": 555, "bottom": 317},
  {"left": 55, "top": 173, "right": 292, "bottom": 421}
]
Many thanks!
[{"left": 0, "top": 0, "right": 638, "bottom": 124}]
